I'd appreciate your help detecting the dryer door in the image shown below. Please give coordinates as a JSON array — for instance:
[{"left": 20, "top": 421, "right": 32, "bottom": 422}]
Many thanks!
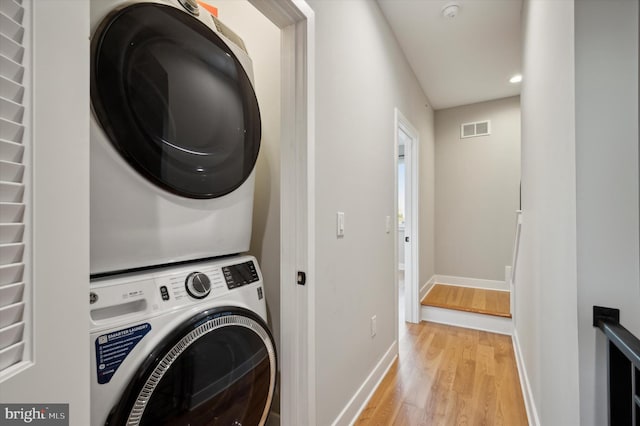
[
  {"left": 106, "top": 308, "right": 277, "bottom": 426},
  {"left": 91, "top": 3, "right": 261, "bottom": 199}
]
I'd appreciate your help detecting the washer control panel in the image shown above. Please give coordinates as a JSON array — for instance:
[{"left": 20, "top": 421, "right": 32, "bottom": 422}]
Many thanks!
[
  {"left": 157, "top": 266, "right": 225, "bottom": 302},
  {"left": 222, "top": 260, "right": 259, "bottom": 289},
  {"left": 153, "top": 257, "right": 261, "bottom": 303},
  {"left": 89, "top": 255, "right": 264, "bottom": 331}
]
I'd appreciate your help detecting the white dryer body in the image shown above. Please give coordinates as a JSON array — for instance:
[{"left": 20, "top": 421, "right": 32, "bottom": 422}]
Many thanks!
[{"left": 90, "top": 0, "right": 261, "bottom": 275}]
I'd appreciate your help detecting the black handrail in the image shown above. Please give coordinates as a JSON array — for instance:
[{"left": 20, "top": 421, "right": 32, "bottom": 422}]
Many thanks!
[{"left": 593, "top": 306, "right": 640, "bottom": 425}]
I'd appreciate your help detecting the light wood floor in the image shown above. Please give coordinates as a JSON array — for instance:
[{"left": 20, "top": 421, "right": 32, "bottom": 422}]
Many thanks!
[
  {"left": 355, "top": 321, "right": 528, "bottom": 425},
  {"left": 421, "top": 284, "right": 511, "bottom": 318}
]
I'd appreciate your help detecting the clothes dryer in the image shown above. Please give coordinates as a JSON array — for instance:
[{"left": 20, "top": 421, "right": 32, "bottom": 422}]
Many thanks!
[
  {"left": 90, "top": 0, "right": 262, "bottom": 275},
  {"left": 89, "top": 255, "right": 276, "bottom": 425}
]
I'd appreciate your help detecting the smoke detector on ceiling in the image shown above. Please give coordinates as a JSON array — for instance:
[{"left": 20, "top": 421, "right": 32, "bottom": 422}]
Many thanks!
[{"left": 441, "top": 1, "right": 461, "bottom": 19}]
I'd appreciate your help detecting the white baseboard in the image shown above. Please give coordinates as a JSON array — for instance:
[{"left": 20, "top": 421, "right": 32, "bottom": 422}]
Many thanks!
[
  {"left": 420, "top": 276, "right": 436, "bottom": 301},
  {"left": 512, "top": 330, "right": 540, "bottom": 426},
  {"left": 421, "top": 305, "right": 512, "bottom": 335},
  {"left": 332, "top": 341, "right": 398, "bottom": 426},
  {"left": 434, "top": 274, "right": 509, "bottom": 291}
]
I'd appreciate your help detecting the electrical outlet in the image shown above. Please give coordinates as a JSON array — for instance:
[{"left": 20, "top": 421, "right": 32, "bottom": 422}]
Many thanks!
[{"left": 371, "top": 315, "right": 377, "bottom": 337}]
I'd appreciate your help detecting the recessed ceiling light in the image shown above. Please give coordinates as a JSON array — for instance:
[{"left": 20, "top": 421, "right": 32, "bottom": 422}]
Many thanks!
[{"left": 509, "top": 74, "right": 523, "bottom": 84}]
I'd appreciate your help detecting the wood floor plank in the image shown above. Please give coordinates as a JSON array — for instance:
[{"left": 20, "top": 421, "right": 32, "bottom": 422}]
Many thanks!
[
  {"left": 355, "top": 322, "right": 528, "bottom": 425},
  {"left": 470, "top": 288, "right": 486, "bottom": 312},
  {"left": 421, "top": 284, "right": 512, "bottom": 318},
  {"left": 392, "top": 403, "right": 422, "bottom": 426},
  {"left": 474, "top": 373, "right": 498, "bottom": 425},
  {"left": 460, "top": 288, "right": 475, "bottom": 312},
  {"left": 355, "top": 361, "right": 400, "bottom": 424},
  {"left": 485, "top": 290, "right": 498, "bottom": 314},
  {"left": 447, "top": 286, "right": 462, "bottom": 306},
  {"left": 402, "top": 368, "right": 434, "bottom": 409},
  {"left": 496, "top": 291, "right": 510, "bottom": 317},
  {"left": 368, "top": 376, "right": 406, "bottom": 424}
]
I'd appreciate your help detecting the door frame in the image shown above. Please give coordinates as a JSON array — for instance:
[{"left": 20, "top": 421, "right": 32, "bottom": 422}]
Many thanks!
[
  {"left": 395, "top": 108, "right": 420, "bottom": 325},
  {"left": 247, "top": 1, "right": 315, "bottom": 425}
]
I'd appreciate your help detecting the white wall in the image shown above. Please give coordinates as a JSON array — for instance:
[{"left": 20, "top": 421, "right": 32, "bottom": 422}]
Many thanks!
[
  {"left": 516, "top": 0, "right": 581, "bottom": 424},
  {"left": 575, "top": 1, "right": 640, "bottom": 424},
  {"left": 435, "top": 96, "right": 521, "bottom": 281},
  {"left": 0, "top": 1, "right": 91, "bottom": 424},
  {"left": 306, "top": 0, "right": 435, "bottom": 423},
  {"left": 420, "top": 107, "right": 436, "bottom": 290}
]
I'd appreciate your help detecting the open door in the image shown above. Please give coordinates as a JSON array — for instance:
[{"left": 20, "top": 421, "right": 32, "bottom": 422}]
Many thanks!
[{"left": 395, "top": 109, "right": 420, "bottom": 325}]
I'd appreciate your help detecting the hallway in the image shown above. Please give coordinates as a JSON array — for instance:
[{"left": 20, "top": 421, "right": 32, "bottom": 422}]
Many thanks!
[{"left": 355, "top": 322, "right": 528, "bottom": 425}]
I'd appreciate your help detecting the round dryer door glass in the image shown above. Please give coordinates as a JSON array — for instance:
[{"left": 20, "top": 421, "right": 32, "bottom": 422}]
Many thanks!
[
  {"left": 91, "top": 3, "right": 261, "bottom": 199},
  {"left": 107, "top": 309, "right": 277, "bottom": 425}
]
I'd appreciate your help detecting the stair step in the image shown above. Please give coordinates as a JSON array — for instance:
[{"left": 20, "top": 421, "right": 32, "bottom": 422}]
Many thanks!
[
  {"left": 420, "top": 284, "right": 512, "bottom": 335},
  {"left": 421, "top": 284, "right": 511, "bottom": 318}
]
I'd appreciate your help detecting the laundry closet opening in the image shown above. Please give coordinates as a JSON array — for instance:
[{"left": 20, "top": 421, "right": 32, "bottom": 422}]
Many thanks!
[{"left": 87, "top": 0, "right": 285, "bottom": 424}]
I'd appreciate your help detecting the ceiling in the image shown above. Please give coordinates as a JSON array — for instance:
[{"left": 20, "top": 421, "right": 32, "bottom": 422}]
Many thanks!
[{"left": 376, "top": 0, "right": 523, "bottom": 110}]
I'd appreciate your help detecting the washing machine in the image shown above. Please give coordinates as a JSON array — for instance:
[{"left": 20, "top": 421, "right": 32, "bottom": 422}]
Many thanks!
[
  {"left": 90, "top": 0, "right": 262, "bottom": 275},
  {"left": 89, "top": 255, "right": 277, "bottom": 425}
]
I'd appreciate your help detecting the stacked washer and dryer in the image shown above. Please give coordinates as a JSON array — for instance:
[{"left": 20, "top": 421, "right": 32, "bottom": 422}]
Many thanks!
[{"left": 88, "top": 1, "right": 277, "bottom": 425}]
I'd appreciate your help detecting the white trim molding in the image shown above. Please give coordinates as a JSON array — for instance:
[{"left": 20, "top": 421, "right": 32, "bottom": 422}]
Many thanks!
[
  {"left": 420, "top": 275, "right": 436, "bottom": 302},
  {"left": 249, "top": 1, "right": 315, "bottom": 425},
  {"left": 421, "top": 305, "right": 513, "bottom": 335},
  {"left": 512, "top": 330, "right": 540, "bottom": 426},
  {"left": 332, "top": 341, "right": 398, "bottom": 426},
  {"left": 433, "top": 274, "right": 509, "bottom": 291}
]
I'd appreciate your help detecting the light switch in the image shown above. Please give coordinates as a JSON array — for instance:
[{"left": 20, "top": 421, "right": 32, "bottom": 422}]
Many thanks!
[{"left": 337, "top": 212, "right": 345, "bottom": 237}]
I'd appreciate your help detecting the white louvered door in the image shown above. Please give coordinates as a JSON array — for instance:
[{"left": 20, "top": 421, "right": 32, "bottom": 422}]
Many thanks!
[{"left": 0, "top": 0, "right": 30, "bottom": 379}]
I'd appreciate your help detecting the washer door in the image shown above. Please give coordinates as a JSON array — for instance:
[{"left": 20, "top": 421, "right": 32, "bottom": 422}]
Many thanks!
[
  {"left": 106, "top": 308, "right": 277, "bottom": 426},
  {"left": 91, "top": 3, "right": 261, "bottom": 199}
]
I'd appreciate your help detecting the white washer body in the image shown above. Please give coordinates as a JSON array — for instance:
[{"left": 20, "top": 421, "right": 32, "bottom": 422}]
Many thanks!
[
  {"left": 90, "top": 0, "right": 260, "bottom": 275},
  {"left": 89, "top": 255, "right": 275, "bottom": 425}
]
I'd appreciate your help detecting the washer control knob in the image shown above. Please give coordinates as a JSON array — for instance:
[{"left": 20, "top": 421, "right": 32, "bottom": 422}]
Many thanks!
[{"left": 185, "top": 272, "right": 211, "bottom": 299}]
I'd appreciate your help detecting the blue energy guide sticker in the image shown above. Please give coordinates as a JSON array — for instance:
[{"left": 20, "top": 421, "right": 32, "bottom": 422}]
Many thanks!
[{"left": 95, "top": 323, "right": 151, "bottom": 384}]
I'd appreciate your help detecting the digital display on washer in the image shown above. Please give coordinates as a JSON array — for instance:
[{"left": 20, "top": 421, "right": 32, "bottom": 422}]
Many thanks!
[{"left": 222, "top": 261, "right": 259, "bottom": 289}]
